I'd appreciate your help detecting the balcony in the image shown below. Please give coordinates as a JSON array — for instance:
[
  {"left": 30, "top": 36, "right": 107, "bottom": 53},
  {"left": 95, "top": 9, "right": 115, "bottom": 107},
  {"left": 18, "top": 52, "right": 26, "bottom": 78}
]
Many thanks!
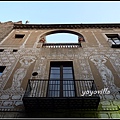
[
  {"left": 22, "top": 79, "right": 100, "bottom": 111},
  {"left": 42, "top": 43, "right": 82, "bottom": 48}
]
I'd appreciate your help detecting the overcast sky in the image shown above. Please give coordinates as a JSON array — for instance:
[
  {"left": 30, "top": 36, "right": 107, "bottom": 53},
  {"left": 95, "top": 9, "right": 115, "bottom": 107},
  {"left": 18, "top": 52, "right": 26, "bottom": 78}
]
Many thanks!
[{"left": 0, "top": 1, "right": 120, "bottom": 43}]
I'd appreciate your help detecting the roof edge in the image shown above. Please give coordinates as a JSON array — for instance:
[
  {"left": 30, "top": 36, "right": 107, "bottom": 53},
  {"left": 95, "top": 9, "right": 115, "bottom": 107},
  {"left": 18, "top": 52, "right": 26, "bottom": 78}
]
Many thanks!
[{"left": 13, "top": 23, "right": 120, "bottom": 29}]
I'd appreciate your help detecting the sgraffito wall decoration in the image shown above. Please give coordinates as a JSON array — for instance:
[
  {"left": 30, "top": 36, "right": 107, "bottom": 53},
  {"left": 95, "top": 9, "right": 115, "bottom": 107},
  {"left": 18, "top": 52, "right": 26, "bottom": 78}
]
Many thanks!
[
  {"left": 0, "top": 23, "right": 120, "bottom": 118},
  {"left": 89, "top": 55, "right": 120, "bottom": 100}
]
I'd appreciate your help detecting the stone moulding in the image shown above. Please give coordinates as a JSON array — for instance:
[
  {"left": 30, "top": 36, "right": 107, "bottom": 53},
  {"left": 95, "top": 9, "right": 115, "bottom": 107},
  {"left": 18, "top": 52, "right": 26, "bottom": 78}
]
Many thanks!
[{"left": 13, "top": 23, "right": 120, "bottom": 29}]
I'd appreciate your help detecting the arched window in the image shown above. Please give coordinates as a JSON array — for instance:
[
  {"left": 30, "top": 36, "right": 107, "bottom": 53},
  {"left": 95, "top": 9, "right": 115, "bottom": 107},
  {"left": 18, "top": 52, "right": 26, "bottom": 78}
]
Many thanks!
[{"left": 46, "top": 33, "right": 78, "bottom": 43}]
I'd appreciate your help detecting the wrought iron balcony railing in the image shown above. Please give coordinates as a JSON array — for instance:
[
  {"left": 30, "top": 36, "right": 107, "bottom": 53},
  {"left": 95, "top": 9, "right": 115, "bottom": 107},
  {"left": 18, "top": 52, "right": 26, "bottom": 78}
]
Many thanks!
[
  {"left": 42, "top": 43, "right": 82, "bottom": 48},
  {"left": 22, "top": 79, "right": 100, "bottom": 111}
]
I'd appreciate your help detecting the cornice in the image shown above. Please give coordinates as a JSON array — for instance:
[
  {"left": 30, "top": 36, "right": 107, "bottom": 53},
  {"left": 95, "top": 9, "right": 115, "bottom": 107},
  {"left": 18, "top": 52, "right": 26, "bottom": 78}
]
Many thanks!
[{"left": 13, "top": 23, "right": 120, "bottom": 29}]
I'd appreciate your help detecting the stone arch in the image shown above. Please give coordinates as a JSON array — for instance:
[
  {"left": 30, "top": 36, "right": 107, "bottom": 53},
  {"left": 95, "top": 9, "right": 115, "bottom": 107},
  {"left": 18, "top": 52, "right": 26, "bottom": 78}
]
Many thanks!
[{"left": 39, "top": 29, "right": 85, "bottom": 43}]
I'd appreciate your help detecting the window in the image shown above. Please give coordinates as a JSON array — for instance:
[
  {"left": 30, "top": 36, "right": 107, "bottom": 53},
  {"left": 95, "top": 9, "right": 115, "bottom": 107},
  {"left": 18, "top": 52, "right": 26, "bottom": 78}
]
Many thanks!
[
  {"left": 46, "top": 33, "right": 78, "bottom": 43},
  {"left": 42, "top": 33, "right": 83, "bottom": 48},
  {"left": 0, "top": 66, "right": 6, "bottom": 76},
  {"left": 106, "top": 34, "right": 120, "bottom": 48},
  {"left": 47, "top": 61, "right": 76, "bottom": 97},
  {"left": 15, "top": 34, "right": 25, "bottom": 38},
  {"left": 13, "top": 49, "right": 18, "bottom": 52},
  {"left": 0, "top": 49, "right": 4, "bottom": 52}
]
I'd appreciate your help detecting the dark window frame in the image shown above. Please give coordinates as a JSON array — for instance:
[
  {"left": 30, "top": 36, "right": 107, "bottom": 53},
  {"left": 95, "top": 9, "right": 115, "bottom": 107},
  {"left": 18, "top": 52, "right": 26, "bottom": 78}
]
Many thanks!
[
  {"left": 47, "top": 61, "right": 76, "bottom": 97},
  {"left": 15, "top": 34, "right": 25, "bottom": 38},
  {"left": 0, "top": 49, "right": 4, "bottom": 52},
  {"left": 0, "top": 66, "right": 6, "bottom": 76},
  {"left": 106, "top": 34, "right": 120, "bottom": 48},
  {"left": 13, "top": 49, "right": 18, "bottom": 52}
]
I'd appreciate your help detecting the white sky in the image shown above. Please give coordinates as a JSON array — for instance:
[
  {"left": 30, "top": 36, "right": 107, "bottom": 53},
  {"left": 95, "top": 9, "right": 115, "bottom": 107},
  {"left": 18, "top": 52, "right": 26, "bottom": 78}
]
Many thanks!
[{"left": 0, "top": 1, "right": 120, "bottom": 43}]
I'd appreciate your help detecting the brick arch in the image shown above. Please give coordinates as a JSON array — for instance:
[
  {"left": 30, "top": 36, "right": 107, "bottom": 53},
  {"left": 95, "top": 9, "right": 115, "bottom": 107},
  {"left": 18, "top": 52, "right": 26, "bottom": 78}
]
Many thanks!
[{"left": 39, "top": 29, "right": 85, "bottom": 43}]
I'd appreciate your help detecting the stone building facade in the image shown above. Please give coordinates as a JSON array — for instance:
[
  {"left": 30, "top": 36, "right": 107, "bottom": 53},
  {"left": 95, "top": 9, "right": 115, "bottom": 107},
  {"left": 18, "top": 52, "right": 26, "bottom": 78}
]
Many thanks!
[{"left": 0, "top": 21, "right": 120, "bottom": 118}]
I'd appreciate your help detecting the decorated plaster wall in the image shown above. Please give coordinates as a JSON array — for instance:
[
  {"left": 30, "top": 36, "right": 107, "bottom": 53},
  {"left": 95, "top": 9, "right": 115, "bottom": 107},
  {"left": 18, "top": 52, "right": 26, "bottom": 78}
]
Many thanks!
[{"left": 0, "top": 27, "right": 120, "bottom": 118}]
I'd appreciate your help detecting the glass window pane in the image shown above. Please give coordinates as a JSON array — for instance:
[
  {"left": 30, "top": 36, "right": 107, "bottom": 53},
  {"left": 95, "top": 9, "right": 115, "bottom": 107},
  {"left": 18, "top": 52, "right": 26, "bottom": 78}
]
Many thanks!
[
  {"left": 48, "top": 90, "right": 60, "bottom": 97},
  {"left": 49, "top": 80, "right": 56, "bottom": 84},
  {"left": 50, "top": 74, "right": 60, "bottom": 79},
  {"left": 63, "top": 84, "right": 67, "bottom": 90},
  {"left": 114, "top": 40, "right": 120, "bottom": 44},
  {"left": 51, "top": 69, "right": 60, "bottom": 74},
  {"left": 63, "top": 91, "right": 75, "bottom": 97},
  {"left": 63, "top": 67, "right": 72, "bottom": 70},
  {"left": 68, "top": 85, "right": 70, "bottom": 91},
  {"left": 48, "top": 85, "right": 54, "bottom": 90},
  {"left": 63, "top": 69, "right": 72, "bottom": 73},
  {"left": 68, "top": 81, "right": 74, "bottom": 84},
  {"left": 54, "top": 85, "right": 60, "bottom": 90},
  {"left": 69, "top": 91, "right": 75, "bottom": 97},
  {"left": 63, "top": 84, "right": 75, "bottom": 91},
  {"left": 70, "top": 85, "right": 75, "bottom": 90},
  {"left": 51, "top": 67, "right": 60, "bottom": 70},
  {"left": 0, "top": 73, "right": 2, "bottom": 76},
  {"left": 54, "top": 91, "right": 60, "bottom": 97},
  {"left": 49, "top": 85, "right": 60, "bottom": 90},
  {"left": 63, "top": 74, "right": 73, "bottom": 79},
  {"left": 48, "top": 91, "right": 52, "bottom": 97},
  {"left": 63, "top": 91, "right": 68, "bottom": 97},
  {"left": 63, "top": 81, "right": 67, "bottom": 84},
  {"left": 55, "top": 80, "right": 60, "bottom": 84},
  {"left": 49, "top": 80, "right": 60, "bottom": 84}
]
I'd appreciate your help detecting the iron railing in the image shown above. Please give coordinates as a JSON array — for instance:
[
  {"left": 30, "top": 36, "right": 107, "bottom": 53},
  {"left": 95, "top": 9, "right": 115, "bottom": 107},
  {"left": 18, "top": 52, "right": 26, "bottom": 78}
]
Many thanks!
[
  {"left": 42, "top": 43, "right": 82, "bottom": 48},
  {"left": 22, "top": 79, "right": 100, "bottom": 111},
  {"left": 23, "top": 79, "right": 99, "bottom": 97}
]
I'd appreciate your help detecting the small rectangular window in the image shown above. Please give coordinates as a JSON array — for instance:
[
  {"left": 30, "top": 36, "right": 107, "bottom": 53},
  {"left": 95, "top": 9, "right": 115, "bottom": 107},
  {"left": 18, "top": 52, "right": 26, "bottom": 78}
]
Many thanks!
[
  {"left": 13, "top": 49, "right": 18, "bottom": 52},
  {"left": 15, "top": 34, "right": 25, "bottom": 38},
  {"left": 0, "top": 66, "right": 6, "bottom": 76},
  {"left": 105, "top": 34, "right": 120, "bottom": 48},
  {"left": 0, "top": 49, "right": 4, "bottom": 52}
]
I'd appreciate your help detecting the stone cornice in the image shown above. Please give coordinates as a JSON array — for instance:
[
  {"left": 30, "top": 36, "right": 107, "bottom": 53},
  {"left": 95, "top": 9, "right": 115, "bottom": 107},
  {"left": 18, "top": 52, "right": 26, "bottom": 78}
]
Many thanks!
[{"left": 13, "top": 23, "right": 120, "bottom": 29}]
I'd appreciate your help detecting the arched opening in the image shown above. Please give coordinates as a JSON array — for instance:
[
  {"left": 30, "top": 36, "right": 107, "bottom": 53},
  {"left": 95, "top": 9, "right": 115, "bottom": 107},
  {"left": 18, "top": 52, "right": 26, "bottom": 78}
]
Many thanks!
[
  {"left": 46, "top": 33, "right": 78, "bottom": 43},
  {"left": 39, "top": 30, "right": 85, "bottom": 43}
]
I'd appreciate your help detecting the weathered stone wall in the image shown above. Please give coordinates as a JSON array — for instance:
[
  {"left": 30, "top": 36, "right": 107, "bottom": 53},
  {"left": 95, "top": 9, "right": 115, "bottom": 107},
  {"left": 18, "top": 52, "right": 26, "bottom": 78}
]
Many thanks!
[
  {"left": 0, "top": 21, "right": 13, "bottom": 43},
  {"left": 0, "top": 21, "right": 22, "bottom": 43}
]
